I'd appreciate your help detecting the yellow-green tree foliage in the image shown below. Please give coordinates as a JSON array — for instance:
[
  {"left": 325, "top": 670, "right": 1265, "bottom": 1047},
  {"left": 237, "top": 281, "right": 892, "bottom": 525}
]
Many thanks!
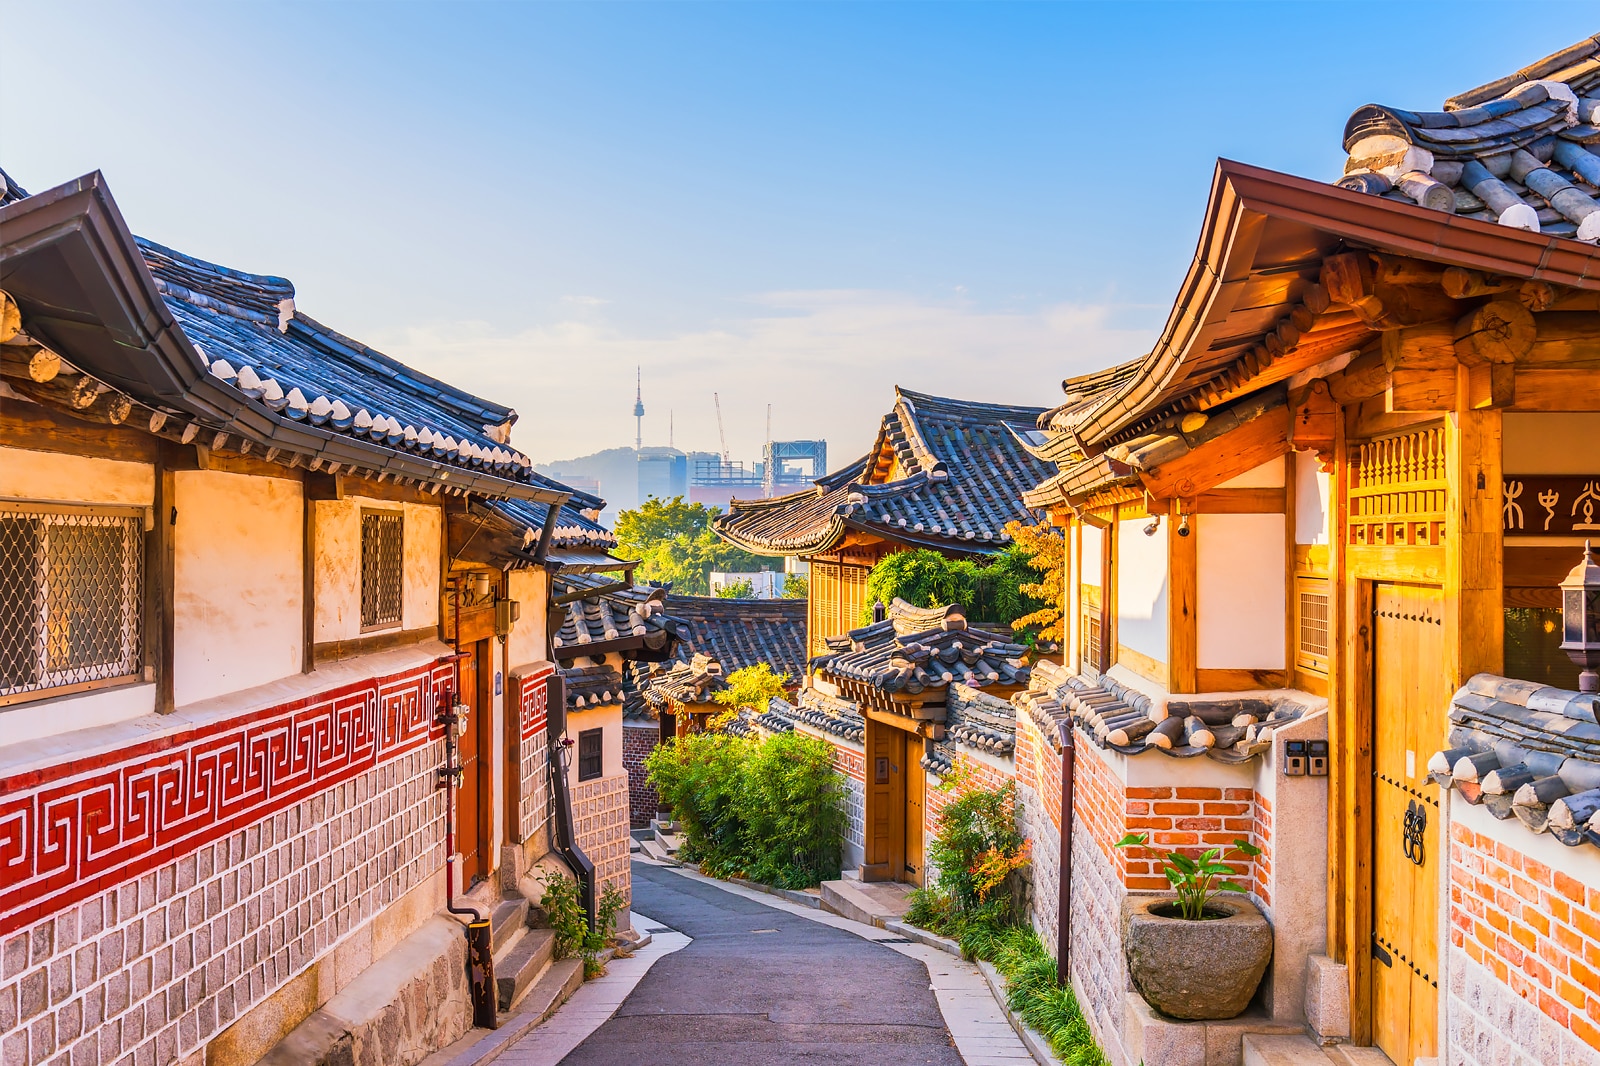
[{"left": 1002, "top": 519, "right": 1063, "bottom": 641}]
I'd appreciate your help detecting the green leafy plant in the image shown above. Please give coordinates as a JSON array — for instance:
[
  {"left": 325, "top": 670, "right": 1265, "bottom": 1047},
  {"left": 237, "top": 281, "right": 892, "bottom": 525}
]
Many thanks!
[
  {"left": 923, "top": 759, "right": 1029, "bottom": 922},
  {"left": 782, "top": 573, "right": 808, "bottom": 599},
  {"left": 538, "top": 872, "right": 630, "bottom": 977},
  {"left": 644, "top": 729, "right": 844, "bottom": 888},
  {"left": 715, "top": 577, "right": 756, "bottom": 598},
  {"left": 712, "top": 662, "right": 791, "bottom": 712},
  {"left": 1113, "top": 832, "right": 1262, "bottom": 921},
  {"left": 863, "top": 547, "right": 1050, "bottom": 628}
]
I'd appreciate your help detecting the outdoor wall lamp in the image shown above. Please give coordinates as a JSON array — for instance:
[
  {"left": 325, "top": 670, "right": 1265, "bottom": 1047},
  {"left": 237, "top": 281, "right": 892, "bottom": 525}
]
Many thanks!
[{"left": 1559, "top": 540, "right": 1600, "bottom": 693}]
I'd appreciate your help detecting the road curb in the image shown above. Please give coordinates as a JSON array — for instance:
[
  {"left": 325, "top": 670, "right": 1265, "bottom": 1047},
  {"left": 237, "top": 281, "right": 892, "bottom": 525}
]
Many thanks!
[{"left": 976, "top": 958, "right": 1068, "bottom": 1066}]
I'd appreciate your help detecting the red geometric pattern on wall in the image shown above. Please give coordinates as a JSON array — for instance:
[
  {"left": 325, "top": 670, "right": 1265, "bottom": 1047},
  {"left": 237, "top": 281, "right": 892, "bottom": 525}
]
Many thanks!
[
  {"left": 517, "top": 663, "right": 554, "bottom": 740},
  {"left": 0, "top": 657, "right": 454, "bottom": 936}
]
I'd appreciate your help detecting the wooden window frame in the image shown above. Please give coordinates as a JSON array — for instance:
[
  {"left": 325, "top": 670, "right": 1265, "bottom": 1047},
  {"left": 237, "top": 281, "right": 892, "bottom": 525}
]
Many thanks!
[
  {"left": 0, "top": 500, "right": 147, "bottom": 709},
  {"left": 1295, "top": 575, "right": 1332, "bottom": 676},
  {"left": 577, "top": 727, "right": 603, "bottom": 782}
]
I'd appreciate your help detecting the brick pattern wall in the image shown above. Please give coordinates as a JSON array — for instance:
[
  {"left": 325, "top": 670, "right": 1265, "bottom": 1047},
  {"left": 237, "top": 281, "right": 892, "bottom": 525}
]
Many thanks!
[
  {"left": 513, "top": 667, "right": 553, "bottom": 847},
  {"left": 0, "top": 675, "right": 449, "bottom": 1066},
  {"left": 1015, "top": 713, "right": 1063, "bottom": 958},
  {"left": 1121, "top": 785, "right": 1259, "bottom": 895},
  {"left": 572, "top": 772, "right": 631, "bottom": 910},
  {"left": 820, "top": 738, "right": 865, "bottom": 858},
  {"left": 622, "top": 723, "right": 660, "bottom": 829},
  {"left": 1447, "top": 822, "right": 1600, "bottom": 1065},
  {"left": 1064, "top": 734, "right": 1130, "bottom": 1055},
  {"left": 1251, "top": 792, "right": 1274, "bottom": 909}
]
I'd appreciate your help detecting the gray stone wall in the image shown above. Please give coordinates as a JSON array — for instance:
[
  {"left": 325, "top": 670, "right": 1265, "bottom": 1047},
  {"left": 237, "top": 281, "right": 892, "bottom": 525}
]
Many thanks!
[
  {"left": 1067, "top": 822, "right": 1131, "bottom": 1066},
  {"left": 1016, "top": 775, "right": 1062, "bottom": 960},
  {"left": 1447, "top": 951, "right": 1600, "bottom": 1066},
  {"left": 842, "top": 775, "right": 865, "bottom": 872}
]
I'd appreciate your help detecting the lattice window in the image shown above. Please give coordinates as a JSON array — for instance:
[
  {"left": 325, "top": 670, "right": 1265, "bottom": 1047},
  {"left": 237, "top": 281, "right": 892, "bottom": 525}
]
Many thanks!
[
  {"left": 1295, "top": 577, "right": 1331, "bottom": 676},
  {"left": 577, "top": 727, "right": 603, "bottom": 781},
  {"left": 360, "top": 511, "right": 404, "bottom": 629},
  {"left": 1080, "top": 583, "right": 1103, "bottom": 675},
  {"left": 811, "top": 561, "right": 840, "bottom": 655},
  {"left": 1347, "top": 426, "right": 1447, "bottom": 547},
  {"left": 0, "top": 504, "right": 143, "bottom": 706},
  {"left": 841, "top": 563, "right": 871, "bottom": 629}
]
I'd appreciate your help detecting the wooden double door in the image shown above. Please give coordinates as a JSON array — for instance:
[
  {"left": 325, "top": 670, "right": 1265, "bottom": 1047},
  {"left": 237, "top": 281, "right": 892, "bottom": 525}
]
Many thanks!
[
  {"left": 1370, "top": 584, "right": 1446, "bottom": 1066},
  {"left": 864, "top": 715, "right": 924, "bottom": 885}
]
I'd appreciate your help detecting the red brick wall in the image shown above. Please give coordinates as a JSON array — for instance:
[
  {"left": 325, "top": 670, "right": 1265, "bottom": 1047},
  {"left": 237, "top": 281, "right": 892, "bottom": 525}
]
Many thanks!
[
  {"left": 924, "top": 754, "right": 1013, "bottom": 840},
  {"left": 1449, "top": 821, "right": 1600, "bottom": 1053},
  {"left": 1121, "top": 785, "right": 1260, "bottom": 896},
  {"left": 622, "top": 723, "right": 660, "bottom": 829},
  {"left": 831, "top": 742, "right": 865, "bottom": 782}
]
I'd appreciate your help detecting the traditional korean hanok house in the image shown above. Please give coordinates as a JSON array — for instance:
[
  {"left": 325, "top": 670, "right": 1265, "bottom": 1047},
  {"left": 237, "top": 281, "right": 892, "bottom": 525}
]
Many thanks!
[
  {"left": 0, "top": 169, "right": 647, "bottom": 1065},
  {"left": 624, "top": 594, "right": 807, "bottom": 827},
  {"left": 799, "top": 599, "right": 1030, "bottom": 884},
  {"left": 715, "top": 388, "right": 1055, "bottom": 656},
  {"left": 1014, "top": 37, "right": 1600, "bottom": 1066}
]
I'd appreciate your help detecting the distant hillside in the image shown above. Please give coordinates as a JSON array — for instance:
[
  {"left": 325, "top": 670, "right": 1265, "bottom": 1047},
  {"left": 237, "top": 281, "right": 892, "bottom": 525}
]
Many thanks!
[{"left": 536, "top": 446, "right": 639, "bottom": 524}]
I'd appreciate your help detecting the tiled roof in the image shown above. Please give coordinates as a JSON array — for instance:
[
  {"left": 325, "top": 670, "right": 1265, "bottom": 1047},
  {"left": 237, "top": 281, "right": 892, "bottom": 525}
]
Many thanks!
[
  {"left": 1035, "top": 361, "right": 1146, "bottom": 455},
  {"left": 1338, "top": 35, "right": 1600, "bottom": 241},
  {"left": 944, "top": 686, "right": 1018, "bottom": 758},
  {"left": 661, "top": 595, "right": 808, "bottom": 682},
  {"left": 716, "top": 389, "right": 1054, "bottom": 556},
  {"left": 642, "top": 653, "right": 725, "bottom": 709},
  {"left": 1019, "top": 661, "right": 1306, "bottom": 764},
  {"left": 488, "top": 495, "right": 617, "bottom": 553},
  {"left": 560, "top": 662, "right": 625, "bottom": 710},
  {"left": 550, "top": 572, "right": 690, "bottom": 655},
  {"left": 0, "top": 171, "right": 578, "bottom": 503},
  {"left": 724, "top": 702, "right": 798, "bottom": 740},
  {"left": 141, "top": 240, "right": 548, "bottom": 486},
  {"left": 1429, "top": 674, "right": 1600, "bottom": 850},
  {"left": 813, "top": 600, "right": 1030, "bottom": 695},
  {"left": 784, "top": 690, "right": 866, "bottom": 744}
]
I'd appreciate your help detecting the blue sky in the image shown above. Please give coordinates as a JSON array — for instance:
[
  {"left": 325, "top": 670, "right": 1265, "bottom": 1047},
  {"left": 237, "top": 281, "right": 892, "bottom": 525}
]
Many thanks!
[{"left": 1, "top": 3, "right": 1590, "bottom": 468}]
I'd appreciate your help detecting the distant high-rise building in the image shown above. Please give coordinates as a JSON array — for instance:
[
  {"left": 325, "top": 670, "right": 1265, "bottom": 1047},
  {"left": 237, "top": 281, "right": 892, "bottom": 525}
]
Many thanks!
[{"left": 637, "top": 446, "right": 687, "bottom": 503}]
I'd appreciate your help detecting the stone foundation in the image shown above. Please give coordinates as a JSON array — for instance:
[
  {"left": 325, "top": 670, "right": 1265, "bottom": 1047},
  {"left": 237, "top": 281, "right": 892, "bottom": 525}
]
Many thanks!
[{"left": 572, "top": 771, "right": 632, "bottom": 909}]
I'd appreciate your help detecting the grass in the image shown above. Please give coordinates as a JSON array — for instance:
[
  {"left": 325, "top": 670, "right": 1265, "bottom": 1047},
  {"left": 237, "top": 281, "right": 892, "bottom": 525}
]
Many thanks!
[{"left": 905, "top": 889, "right": 1108, "bottom": 1066}]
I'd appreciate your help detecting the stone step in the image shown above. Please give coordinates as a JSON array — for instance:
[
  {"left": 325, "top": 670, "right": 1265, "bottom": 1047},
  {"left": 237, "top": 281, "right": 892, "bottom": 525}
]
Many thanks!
[
  {"left": 489, "top": 896, "right": 529, "bottom": 955},
  {"left": 818, "top": 878, "right": 916, "bottom": 928},
  {"left": 495, "top": 928, "right": 557, "bottom": 1013},
  {"left": 1242, "top": 1034, "right": 1345, "bottom": 1066},
  {"left": 421, "top": 957, "right": 585, "bottom": 1066},
  {"left": 638, "top": 836, "right": 678, "bottom": 864},
  {"left": 1327, "top": 1048, "right": 1396, "bottom": 1066}
]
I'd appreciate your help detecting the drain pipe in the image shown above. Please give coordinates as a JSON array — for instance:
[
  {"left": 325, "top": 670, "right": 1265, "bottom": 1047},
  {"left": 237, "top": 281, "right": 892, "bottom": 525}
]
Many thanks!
[
  {"left": 545, "top": 672, "right": 598, "bottom": 931},
  {"left": 436, "top": 588, "right": 496, "bottom": 1029},
  {"left": 1056, "top": 719, "right": 1076, "bottom": 988}
]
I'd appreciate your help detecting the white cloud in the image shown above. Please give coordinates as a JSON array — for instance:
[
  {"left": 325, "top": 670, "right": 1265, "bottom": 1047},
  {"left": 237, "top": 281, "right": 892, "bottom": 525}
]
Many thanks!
[{"left": 370, "top": 290, "right": 1157, "bottom": 467}]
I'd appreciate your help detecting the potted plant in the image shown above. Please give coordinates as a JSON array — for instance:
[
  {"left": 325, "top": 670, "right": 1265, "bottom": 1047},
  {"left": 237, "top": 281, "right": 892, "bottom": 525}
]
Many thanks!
[{"left": 1113, "top": 832, "right": 1272, "bottom": 1020}]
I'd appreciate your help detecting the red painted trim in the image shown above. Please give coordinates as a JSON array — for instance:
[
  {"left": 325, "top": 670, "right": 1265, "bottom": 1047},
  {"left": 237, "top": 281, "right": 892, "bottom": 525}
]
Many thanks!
[{"left": 0, "top": 658, "right": 455, "bottom": 935}]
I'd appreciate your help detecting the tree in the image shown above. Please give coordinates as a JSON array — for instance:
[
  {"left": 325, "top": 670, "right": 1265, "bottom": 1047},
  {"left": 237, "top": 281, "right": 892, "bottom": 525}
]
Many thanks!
[
  {"left": 715, "top": 578, "right": 755, "bottom": 599},
  {"left": 613, "top": 496, "right": 780, "bottom": 595},
  {"left": 1002, "top": 520, "right": 1064, "bottom": 642},
  {"left": 782, "top": 573, "right": 808, "bottom": 599},
  {"left": 712, "top": 663, "right": 792, "bottom": 711},
  {"left": 862, "top": 541, "right": 1055, "bottom": 632}
]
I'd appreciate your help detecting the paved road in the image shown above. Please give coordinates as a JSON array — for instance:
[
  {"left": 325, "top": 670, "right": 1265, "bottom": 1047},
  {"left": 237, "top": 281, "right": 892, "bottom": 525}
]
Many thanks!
[{"left": 557, "top": 862, "right": 967, "bottom": 1065}]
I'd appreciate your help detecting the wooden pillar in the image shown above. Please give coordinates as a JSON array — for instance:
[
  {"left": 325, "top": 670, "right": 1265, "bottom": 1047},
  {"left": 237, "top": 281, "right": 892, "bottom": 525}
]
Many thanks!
[
  {"left": 1445, "top": 372, "right": 1504, "bottom": 685},
  {"left": 1167, "top": 498, "right": 1198, "bottom": 693},
  {"left": 149, "top": 453, "right": 177, "bottom": 713},
  {"left": 302, "top": 488, "right": 318, "bottom": 673}
]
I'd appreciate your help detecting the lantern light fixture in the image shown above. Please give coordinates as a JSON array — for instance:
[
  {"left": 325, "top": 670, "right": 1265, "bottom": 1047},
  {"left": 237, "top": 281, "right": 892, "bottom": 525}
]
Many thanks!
[{"left": 1559, "top": 540, "right": 1600, "bottom": 694}]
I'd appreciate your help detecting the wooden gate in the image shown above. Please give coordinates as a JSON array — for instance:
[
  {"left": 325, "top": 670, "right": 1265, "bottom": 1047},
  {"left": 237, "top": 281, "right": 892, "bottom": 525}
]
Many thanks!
[
  {"left": 904, "top": 733, "right": 925, "bottom": 886},
  {"left": 1370, "top": 584, "right": 1445, "bottom": 1065},
  {"left": 457, "top": 638, "right": 492, "bottom": 885}
]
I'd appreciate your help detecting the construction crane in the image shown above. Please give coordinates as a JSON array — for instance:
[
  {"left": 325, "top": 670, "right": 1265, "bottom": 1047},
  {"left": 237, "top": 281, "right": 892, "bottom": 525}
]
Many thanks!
[{"left": 713, "top": 392, "right": 730, "bottom": 464}]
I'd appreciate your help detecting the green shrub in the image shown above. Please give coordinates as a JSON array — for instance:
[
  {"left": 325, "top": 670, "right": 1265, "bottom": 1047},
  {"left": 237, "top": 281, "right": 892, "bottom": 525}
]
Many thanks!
[
  {"left": 537, "top": 873, "right": 629, "bottom": 977},
  {"left": 924, "top": 760, "right": 1030, "bottom": 923},
  {"left": 645, "top": 729, "right": 845, "bottom": 888},
  {"left": 863, "top": 547, "right": 1050, "bottom": 628}
]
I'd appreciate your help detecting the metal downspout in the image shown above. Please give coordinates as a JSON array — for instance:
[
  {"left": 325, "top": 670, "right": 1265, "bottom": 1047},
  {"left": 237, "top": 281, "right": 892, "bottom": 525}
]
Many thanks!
[{"left": 1057, "top": 719, "right": 1076, "bottom": 988}]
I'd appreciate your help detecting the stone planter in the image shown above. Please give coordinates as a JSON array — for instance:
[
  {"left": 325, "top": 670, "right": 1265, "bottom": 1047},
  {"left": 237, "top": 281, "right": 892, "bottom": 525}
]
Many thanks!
[{"left": 1120, "top": 895, "right": 1272, "bottom": 1020}]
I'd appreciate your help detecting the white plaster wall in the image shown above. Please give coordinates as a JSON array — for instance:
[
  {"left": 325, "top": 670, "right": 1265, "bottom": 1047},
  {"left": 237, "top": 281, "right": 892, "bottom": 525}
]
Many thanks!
[
  {"left": 507, "top": 568, "right": 550, "bottom": 670},
  {"left": 401, "top": 502, "right": 440, "bottom": 631},
  {"left": 1080, "top": 522, "right": 1104, "bottom": 584},
  {"left": 315, "top": 497, "right": 441, "bottom": 642},
  {"left": 1504, "top": 412, "right": 1600, "bottom": 474},
  {"left": 1197, "top": 512, "right": 1286, "bottom": 671},
  {"left": 1217, "top": 455, "right": 1285, "bottom": 489},
  {"left": 0, "top": 446, "right": 154, "bottom": 506},
  {"left": 1293, "top": 450, "right": 1331, "bottom": 547},
  {"left": 2, "top": 682, "right": 156, "bottom": 746},
  {"left": 1115, "top": 518, "right": 1167, "bottom": 665},
  {"left": 564, "top": 703, "right": 625, "bottom": 786},
  {"left": 173, "top": 471, "right": 302, "bottom": 707}
]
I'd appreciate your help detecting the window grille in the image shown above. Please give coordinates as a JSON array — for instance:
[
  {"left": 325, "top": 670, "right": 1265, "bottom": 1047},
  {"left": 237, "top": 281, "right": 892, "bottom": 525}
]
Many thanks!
[
  {"left": 1296, "top": 577, "right": 1331, "bottom": 675},
  {"left": 577, "top": 727, "right": 603, "bottom": 781},
  {"left": 841, "top": 563, "right": 871, "bottom": 628},
  {"left": 1080, "top": 584, "right": 1103, "bottom": 675},
  {"left": 811, "top": 562, "right": 840, "bottom": 655},
  {"left": 0, "top": 504, "right": 143, "bottom": 706},
  {"left": 360, "top": 511, "right": 404, "bottom": 629}
]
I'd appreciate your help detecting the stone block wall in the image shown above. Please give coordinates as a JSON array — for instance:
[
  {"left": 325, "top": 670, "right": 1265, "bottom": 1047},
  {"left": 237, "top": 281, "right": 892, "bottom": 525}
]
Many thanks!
[
  {"left": 572, "top": 772, "right": 631, "bottom": 909},
  {"left": 1064, "top": 732, "right": 1132, "bottom": 1061},
  {"left": 0, "top": 657, "right": 455, "bottom": 1066},
  {"left": 1015, "top": 712, "right": 1063, "bottom": 959},
  {"left": 1446, "top": 818, "right": 1600, "bottom": 1066},
  {"left": 621, "top": 722, "right": 661, "bottom": 829}
]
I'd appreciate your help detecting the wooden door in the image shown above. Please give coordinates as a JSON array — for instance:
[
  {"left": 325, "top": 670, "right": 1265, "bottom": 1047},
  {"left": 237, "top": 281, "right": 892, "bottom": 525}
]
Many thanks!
[
  {"left": 862, "top": 715, "right": 905, "bottom": 881},
  {"left": 903, "top": 733, "right": 925, "bottom": 886},
  {"left": 457, "top": 639, "right": 491, "bottom": 884},
  {"left": 1371, "top": 584, "right": 1445, "bottom": 1066}
]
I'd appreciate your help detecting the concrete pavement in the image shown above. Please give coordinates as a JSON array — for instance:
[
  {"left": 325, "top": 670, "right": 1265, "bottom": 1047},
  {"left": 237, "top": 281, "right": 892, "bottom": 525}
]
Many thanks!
[{"left": 502, "top": 859, "right": 1033, "bottom": 1066}]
